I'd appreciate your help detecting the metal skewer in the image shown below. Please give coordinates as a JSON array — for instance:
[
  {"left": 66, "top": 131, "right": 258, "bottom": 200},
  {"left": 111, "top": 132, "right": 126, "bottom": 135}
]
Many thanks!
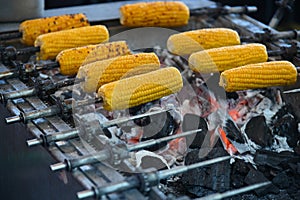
[
  {"left": 50, "top": 129, "right": 202, "bottom": 172},
  {"left": 196, "top": 181, "right": 271, "bottom": 200},
  {"left": 1, "top": 46, "right": 40, "bottom": 64},
  {"left": 101, "top": 108, "right": 172, "bottom": 129},
  {"left": 76, "top": 155, "right": 231, "bottom": 199},
  {"left": 0, "top": 31, "right": 22, "bottom": 41},
  {"left": 0, "top": 61, "right": 59, "bottom": 80},
  {"left": 26, "top": 129, "right": 80, "bottom": 147},
  {"left": 190, "top": 5, "right": 257, "bottom": 16},
  {"left": 0, "top": 77, "right": 76, "bottom": 103}
]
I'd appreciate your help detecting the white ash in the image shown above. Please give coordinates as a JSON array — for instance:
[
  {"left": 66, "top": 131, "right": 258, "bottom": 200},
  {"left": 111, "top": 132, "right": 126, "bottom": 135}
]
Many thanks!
[
  {"left": 270, "top": 135, "right": 294, "bottom": 153},
  {"left": 135, "top": 150, "right": 170, "bottom": 170}
]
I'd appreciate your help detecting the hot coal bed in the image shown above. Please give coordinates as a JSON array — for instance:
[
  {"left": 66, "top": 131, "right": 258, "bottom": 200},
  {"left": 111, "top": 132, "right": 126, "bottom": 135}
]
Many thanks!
[{"left": 0, "top": 3, "right": 300, "bottom": 200}]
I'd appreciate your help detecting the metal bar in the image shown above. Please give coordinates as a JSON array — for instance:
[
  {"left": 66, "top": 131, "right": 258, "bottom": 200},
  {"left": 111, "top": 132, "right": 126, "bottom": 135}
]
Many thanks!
[
  {"left": 76, "top": 156, "right": 231, "bottom": 199},
  {"left": 158, "top": 156, "right": 231, "bottom": 180},
  {"left": 127, "top": 128, "right": 202, "bottom": 151},
  {"left": 26, "top": 128, "right": 79, "bottom": 147},
  {"left": 0, "top": 31, "right": 22, "bottom": 41},
  {"left": 196, "top": 181, "right": 271, "bottom": 200},
  {"left": 0, "top": 87, "right": 36, "bottom": 103},
  {"left": 101, "top": 108, "right": 171, "bottom": 128}
]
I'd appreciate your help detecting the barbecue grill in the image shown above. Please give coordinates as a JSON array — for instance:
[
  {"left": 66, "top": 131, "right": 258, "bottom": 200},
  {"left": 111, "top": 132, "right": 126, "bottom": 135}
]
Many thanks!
[{"left": 0, "top": 1, "right": 299, "bottom": 200}]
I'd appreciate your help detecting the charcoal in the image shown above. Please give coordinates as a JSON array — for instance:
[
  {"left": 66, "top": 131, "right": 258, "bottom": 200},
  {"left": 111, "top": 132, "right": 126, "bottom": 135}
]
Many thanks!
[
  {"left": 231, "top": 159, "right": 250, "bottom": 188},
  {"left": 244, "top": 168, "right": 279, "bottom": 196},
  {"left": 224, "top": 119, "right": 244, "bottom": 143},
  {"left": 254, "top": 149, "right": 297, "bottom": 169},
  {"left": 271, "top": 104, "right": 299, "bottom": 147},
  {"left": 182, "top": 114, "right": 208, "bottom": 149},
  {"left": 181, "top": 147, "right": 231, "bottom": 196},
  {"left": 244, "top": 116, "right": 273, "bottom": 147},
  {"left": 226, "top": 91, "right": 239, "bottom": 100},
  {"left": 265, "top": 190, "right": 292, "bottom": 200},
  {"left": 139, "top": 155, "right": 168, "bottom": 170},
  {"left": 290, "top": 190, "right": 300, "bottom": 200},
  {"left": 129, "top": 101, "right": 158, "bottom": 126},
  {"left": 272, "top": 171, "right": 290, "bottom": 189},
  {"left": 295, "top": 144, "right": 300, "bottom": 155},
  {"left": 140, "top": 111, "right": 176, "bottom": 151}
]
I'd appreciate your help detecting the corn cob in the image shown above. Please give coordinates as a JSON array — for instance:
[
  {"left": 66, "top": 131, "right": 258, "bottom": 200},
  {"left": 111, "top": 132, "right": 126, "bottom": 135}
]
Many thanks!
[
  {"left": 19, "top": 13, "right": 90, "bottom": 46},
  {"left": 78, "top": 53, "right": 160, "bottom": 93},
  {"left": 167, "top": 28, "right": 240, "bottom": 55},
  {"left": 34, "top": 25, "right": 109, "bottom": 60},
  {"left": 120, "top": 1, "right": 190, "bottom": 27},
  {"left": 189, "top": 43, "right": 268, "bottom": 73},
  {"left": 98, "top": 67, "right": 183, "bottom": 111},
  {"left": 57, "top": 41, "right": 131, "bottom": 76},
  {"left": 219, "top": 61, "right": 297, "bottom": 92}
]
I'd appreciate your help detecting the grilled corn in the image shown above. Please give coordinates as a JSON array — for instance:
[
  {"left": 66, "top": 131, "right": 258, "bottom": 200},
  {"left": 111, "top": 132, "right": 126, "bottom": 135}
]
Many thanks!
[
  {"left": 98, "top": 67, "right": 183, "bottom": 110},
  {"left": 219, "top": 61, "right": 297, "bottom": 92},
  {"left": 57, "top": 41, "right": 131, "bottom": 76},
  {"left": 19, "top": 13, "right": 90, "bottom": 46},
  {"left": 167, "top": 28, "right": 240, "bottom": 55},
  {"left": 189, "top": 43, "right": 268, "bottom": 73},
  {"left": 120, "top": 1, "right": 190, "bottom": 27},
  {"left": 35, "top": 25, "right": 109, "bottom": 60},
  {"left": 78, "top": 53, "right": 160, "bottom": 93}
]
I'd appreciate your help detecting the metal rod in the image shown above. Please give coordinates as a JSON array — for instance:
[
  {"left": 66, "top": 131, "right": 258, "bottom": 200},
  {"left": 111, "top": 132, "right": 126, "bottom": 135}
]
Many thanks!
[
  {"left": 5, "top": 105, "right": 61, "bottom": 124},
  {"left": 16, "top": 46, "right": 40, "bottom": 56},
  {"left": 158, "top": 156, "right": 231, "bottom": 180},
  {"left": 50, "top": 129, "right": 202, "bottom": 171},
  {"left": 196, "top": 181, "right": 271, "bottom": 200},
  {"left": 0, "top": 61, "right": 60, "bottom": 80},
  {"left": 35, "top": 62, "right": 60, "bottom": 71},
  {"left": 0, "top": 70, "right": 16, "bottom": 79},
  {"left": 50, "top": 162, "right": 68, "bottom": 171},
  {"left": 0, "top": 87, "right": 36, "bottom": 103},
  {"left": 101, "top": 108, "right": 171, "bottom": 128},
  {"left": 283, "top": 88, "right": 300, "bottom": 94},
  {"left": 0, "top": 31, "right": 22, "bottom": 41},
  {"left": 26, "top": 138, "right": 43, "bottom": 147},
  {"left": 77, "top": 190, "right": 95, "bottom": 199},
  {"left": 50, "top": 150, "right": 110, "bottom": 171},
  {"left": 127, "top": 128, "right": 202, "bottom": 151},
  {"left": 76, "top": 155, "right": 231, "bottom": 199},
  {"left": 190, "top": 5, "right": 257, "bottom": 15},
  {"left": 26, "top": 129, "right": 79, "bottom": 147},
  {"left": 5, "top": 115, "right": 21, "bottom": 124}
]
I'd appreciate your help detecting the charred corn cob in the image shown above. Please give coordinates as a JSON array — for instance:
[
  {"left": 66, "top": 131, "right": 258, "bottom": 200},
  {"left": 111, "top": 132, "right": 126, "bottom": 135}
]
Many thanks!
[
  {"left": 189, "top": 43, "right": 268, "bottom": 73},
  {"left": 219, "top": 61, "right": 297, "bottom": 92},
  {"left": 167, "top": 28, "right": 240, "bottom": 55},
  {"left": 120, "top": 1, "right": 190, "bottom": 27},
  {"left": 35, "top": 25, "right": 109, "bottom": 60},
  {"left": 98, "top": 67, "right": 183, "bottom": 111},
  {"left": 19, "top": 13, "right": 90, "bottom": 46},
  {"left": 79, "top": 53, "right": 160, "bottom": 93},
  {"left": 57, "top": 41, "right": 131, "bottom": 76}
]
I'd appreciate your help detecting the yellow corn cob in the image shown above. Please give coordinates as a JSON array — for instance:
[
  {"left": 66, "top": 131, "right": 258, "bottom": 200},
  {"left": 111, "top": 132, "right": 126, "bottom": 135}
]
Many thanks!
[
  {"left": 120, "top": 1, "right": 190, "bottom": 27},
  {"left": 78, "top": 53, "right": 160, "bottom": 93},
  {"left": 167, "top": 28, "right": 240, "bottom": 55},
  {"left": 34, "top": 25, "right": 109, "bottom": 60},
  {"left": 189, "top": 43, "right": 268, "bottom": 73},
  {"left": 98, "top": 67, "right": 183, "bottom": 111},
  {"left": 56, "top": 41, "right": 131, "bottom": 76},
  {"left": 19, "top": 13, "right": 90, "bottom": 46},
  {"left": 219, "top": 61, "right": 297, "bottom": 92}
]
